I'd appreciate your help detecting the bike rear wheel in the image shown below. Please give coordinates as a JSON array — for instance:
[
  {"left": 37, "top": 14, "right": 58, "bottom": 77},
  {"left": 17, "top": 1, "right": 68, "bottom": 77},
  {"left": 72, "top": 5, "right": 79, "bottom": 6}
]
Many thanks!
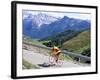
[
  {"left": 57, "top": 54, "right": 64, "bottom": 66},
  {"left": 57, "top": 60, "right": 63, "bottom": 67}
]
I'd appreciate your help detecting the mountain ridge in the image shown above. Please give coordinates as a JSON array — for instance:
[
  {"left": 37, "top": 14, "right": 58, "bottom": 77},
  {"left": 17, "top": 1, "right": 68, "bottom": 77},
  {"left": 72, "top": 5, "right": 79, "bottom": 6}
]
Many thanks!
[
  {"left": 23, "top": 13, "right": 90, "bottom": 39},
  {"left": 23, "top": 13, "right": 60, "bottom": 28}
]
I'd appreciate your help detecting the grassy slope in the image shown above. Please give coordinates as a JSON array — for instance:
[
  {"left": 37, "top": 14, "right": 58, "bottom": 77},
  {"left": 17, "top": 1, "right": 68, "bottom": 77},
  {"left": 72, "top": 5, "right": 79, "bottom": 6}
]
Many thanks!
[
  {"left": 23, "top": 59, "right": 39, "bottom": 69},
  {"left": 62, "top": 30, "right": 90, "bottom": 54},
  {"left": 23, "top": 36, "right": 45, "bottom": 46}
]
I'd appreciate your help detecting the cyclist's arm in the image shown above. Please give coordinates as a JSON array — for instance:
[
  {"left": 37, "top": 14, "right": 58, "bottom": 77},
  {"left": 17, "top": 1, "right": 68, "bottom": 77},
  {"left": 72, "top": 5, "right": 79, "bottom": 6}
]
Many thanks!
[{"left": 55, "top": 50, "right": 61, "bottom": 55}]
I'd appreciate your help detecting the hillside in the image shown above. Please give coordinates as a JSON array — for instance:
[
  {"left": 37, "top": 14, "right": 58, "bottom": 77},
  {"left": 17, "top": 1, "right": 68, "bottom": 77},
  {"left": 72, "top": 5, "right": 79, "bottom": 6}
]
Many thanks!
[
  {"left": 23, "top": 36, "right": 44, "bottom": 46},
  {"left": 23, "top": 30, "right": 91, "bottom": 64},
  {"left": 62, "top": 30, "right": 90, "bottom": 54},
  {"left": 40, "top": 30, "right": 82, "bottom": 47}
]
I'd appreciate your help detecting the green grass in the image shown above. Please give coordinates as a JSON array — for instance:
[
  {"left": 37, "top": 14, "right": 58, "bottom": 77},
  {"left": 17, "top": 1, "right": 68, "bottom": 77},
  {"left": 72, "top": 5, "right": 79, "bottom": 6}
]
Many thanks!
[
  {"left": 23, "top": 37, "right": 45, "bottom": 46},
  {"left": 62, "top": 30, "right": 90, "bottom": 54},
  {"left": 75, "top": 44, "right": 90, "bottom": 53},
  {"left": 59, "top": 53, "right": 76, "bottom": 63},
  {"left": 22, "top": 59, "right": 39, "bottom": 69}
]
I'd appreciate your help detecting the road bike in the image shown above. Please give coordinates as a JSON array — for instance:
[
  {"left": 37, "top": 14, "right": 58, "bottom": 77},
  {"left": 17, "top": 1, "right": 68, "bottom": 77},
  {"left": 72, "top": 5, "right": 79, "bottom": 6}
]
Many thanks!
[{"left": 49, "top": 53, "right": 64, "bottom": 67}]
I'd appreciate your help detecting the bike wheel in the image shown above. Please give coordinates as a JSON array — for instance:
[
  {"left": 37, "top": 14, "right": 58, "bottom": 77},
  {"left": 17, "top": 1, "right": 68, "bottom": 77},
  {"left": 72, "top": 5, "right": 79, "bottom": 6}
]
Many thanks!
[
  {"left": 49, "top": 56, "right": 55, "bottom": 63},
  {"left": 57, "top": 54, "right": 64, "bottom": 66},
  {"left": 57, "top": 60, "right": 63, "bottom": 67}
]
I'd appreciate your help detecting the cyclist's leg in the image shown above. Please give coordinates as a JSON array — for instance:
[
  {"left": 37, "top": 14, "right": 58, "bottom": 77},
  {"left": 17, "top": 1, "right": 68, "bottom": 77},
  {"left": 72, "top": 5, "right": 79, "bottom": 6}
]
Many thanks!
[
  {"left": 56, "top": 52, "right": 60, "bottom": 62},
  {"left": 55, "top": 55, "right": 58, "bottom": 63},
  {"left": 50, "top": 54, "right": 58, "bottom": 64},
  {"left": 55, "top": 52, "right": 60, "bottom": 63},
  {"left": 56, "top": 52, "right": 63, "bottom": 66}
]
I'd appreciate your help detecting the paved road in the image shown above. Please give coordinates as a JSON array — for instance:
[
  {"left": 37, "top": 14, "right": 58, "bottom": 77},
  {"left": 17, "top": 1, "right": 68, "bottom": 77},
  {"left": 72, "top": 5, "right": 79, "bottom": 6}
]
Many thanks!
[{"left": 23, "top": 49, "right": 89, "bottom": 68}]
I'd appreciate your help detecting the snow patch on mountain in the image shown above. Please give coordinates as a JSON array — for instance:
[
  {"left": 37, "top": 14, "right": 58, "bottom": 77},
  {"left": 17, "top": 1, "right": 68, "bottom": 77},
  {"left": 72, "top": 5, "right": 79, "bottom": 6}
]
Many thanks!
[{"left": 23, "top": 13, "right": 59, "bottom": 28}]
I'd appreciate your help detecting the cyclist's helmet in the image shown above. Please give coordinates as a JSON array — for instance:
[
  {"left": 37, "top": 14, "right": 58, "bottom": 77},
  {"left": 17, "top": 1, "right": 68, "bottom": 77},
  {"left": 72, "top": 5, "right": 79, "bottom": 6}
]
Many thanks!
[{"left": 53, "top": 46, "right": 59, "bottom": 51}]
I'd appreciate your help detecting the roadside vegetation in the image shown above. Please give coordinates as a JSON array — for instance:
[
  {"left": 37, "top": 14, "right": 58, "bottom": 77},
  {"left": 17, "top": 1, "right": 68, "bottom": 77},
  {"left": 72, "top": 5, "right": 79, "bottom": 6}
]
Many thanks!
[{"left": 23, "top": 59, "right": 39, "bottom": 69}]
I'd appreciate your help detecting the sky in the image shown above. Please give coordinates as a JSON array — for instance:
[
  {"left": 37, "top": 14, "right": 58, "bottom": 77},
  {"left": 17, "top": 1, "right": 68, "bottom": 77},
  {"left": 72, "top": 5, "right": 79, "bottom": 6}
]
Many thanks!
[{"left": 23, "top": 10, "right": 91, "bottom": 20}]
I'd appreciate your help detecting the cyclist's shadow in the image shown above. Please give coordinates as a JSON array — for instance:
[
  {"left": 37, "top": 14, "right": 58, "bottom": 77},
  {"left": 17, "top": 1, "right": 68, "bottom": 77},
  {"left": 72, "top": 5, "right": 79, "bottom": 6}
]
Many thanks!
[{"left": 37, "top": 62, "right": 55, "bottom": 68}]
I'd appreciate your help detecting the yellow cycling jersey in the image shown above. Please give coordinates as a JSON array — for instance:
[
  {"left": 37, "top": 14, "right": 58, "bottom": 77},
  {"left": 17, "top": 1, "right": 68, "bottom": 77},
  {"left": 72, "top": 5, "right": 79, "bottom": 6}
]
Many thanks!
[{"left": 52, "top": 46, "right": 61, "bottom": 53}]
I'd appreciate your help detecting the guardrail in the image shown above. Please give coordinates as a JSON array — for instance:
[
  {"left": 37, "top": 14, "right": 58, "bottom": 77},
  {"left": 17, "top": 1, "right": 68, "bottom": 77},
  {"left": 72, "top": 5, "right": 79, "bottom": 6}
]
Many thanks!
[{"left": 23, "top": 41, "right": 91, "bottom": 62}]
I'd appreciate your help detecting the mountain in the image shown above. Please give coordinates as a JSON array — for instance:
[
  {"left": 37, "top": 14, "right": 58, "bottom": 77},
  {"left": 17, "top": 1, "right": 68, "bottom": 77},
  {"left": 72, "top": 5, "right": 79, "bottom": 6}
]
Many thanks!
[
  {"left": 39, "top": 16, "right": 90, "bottom": 38},
  {"left": 23, "top": 13, "right": 59, "bottom": 28},
  {"left": 23, "top": 13, "right": 60, "bottom": 39},
  {"left": 48, "top": 16, "right": 90, "bottom": 31},
  {"left": 23, "top": 13, "right": 90, "bottom": 39}
]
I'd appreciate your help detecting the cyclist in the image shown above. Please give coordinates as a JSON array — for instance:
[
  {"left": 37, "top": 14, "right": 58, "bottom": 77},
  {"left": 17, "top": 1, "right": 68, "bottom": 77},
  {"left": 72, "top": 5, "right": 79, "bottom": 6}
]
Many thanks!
[{"left": 51, "top": 46, "right": 61, "bottom": 63}]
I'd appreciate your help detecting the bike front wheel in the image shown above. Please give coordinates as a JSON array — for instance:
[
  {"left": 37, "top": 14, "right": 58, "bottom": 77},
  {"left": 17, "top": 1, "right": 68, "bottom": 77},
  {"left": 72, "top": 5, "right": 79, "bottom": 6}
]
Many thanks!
[{"left": 49, "top": 56, "right": 55, "bottom": 63}]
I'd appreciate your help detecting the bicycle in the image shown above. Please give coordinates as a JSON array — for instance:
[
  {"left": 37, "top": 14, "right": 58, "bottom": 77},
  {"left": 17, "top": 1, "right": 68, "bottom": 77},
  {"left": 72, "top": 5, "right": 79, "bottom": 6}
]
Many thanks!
[{"left": 49, "top": 53, "right": 64, "bottom": 67}]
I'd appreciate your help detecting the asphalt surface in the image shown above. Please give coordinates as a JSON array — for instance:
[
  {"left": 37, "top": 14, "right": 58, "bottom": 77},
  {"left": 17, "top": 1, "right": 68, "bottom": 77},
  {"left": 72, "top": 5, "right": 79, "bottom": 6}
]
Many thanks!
[{"left": 23, "top": 49, "right": 89, "bottom": 69}]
